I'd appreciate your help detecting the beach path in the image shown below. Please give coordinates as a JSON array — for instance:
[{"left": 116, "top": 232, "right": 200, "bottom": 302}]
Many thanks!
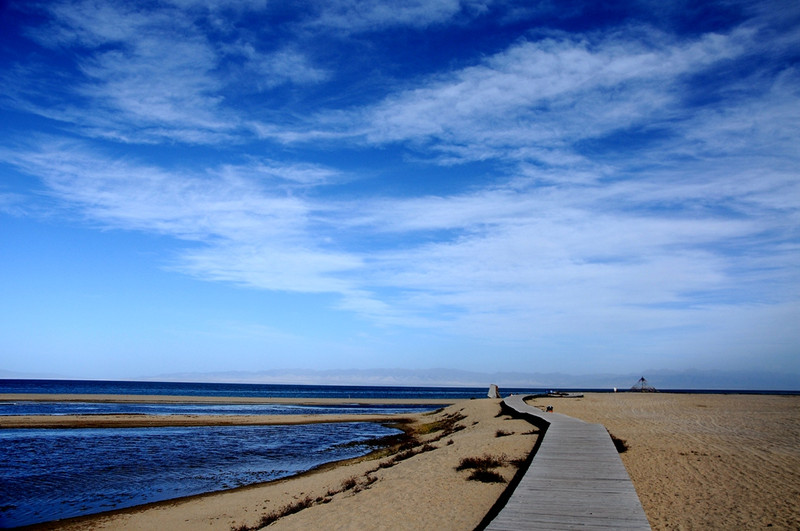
[{"left": 486, "top": 394, "right": 651, "bottom": 530}]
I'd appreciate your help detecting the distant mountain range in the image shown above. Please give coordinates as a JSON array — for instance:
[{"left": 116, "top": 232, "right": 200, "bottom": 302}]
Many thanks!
[
  {"left": 140, "top": 368, "right": 799, "bottom": 391},
  {"left": 3, "top": 367, "right": 797, "bottom": 391}
]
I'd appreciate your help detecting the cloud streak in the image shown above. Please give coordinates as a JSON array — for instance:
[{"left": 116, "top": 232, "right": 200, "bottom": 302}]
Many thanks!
[{"left": 346, "top": 25, "right": 771, "bottom": 165}]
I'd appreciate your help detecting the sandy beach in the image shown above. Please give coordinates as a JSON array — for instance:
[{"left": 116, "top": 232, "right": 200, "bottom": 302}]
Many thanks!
[
  {"left": 527, "top": 392, "right": 800, "bottom": 530},
  {"left": 8, "top": 392, "right": 800, "bottom": 530}
]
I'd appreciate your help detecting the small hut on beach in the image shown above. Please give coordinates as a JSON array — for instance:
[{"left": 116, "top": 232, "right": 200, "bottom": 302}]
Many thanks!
[{"left": 630, "top": 376, "right": 657, "bottom": 392}]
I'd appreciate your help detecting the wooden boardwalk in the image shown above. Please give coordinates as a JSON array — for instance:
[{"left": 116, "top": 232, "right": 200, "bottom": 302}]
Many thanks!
[{"left": 485, "top": 394, "right": 651, "bottom": 530}]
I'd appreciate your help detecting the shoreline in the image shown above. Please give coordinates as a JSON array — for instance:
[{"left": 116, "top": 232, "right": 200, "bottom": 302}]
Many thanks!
[{"left": 19, "top": 398, "right": 540, "bottom": 530}]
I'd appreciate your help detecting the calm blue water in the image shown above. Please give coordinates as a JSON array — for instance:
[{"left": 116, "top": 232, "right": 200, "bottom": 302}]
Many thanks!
[
  {"left": 0, "top": 422, "right": 400, "bottom": 528},
  {"left": 0, "top": 379, "right": 535, "bottom": 399},
  {"left": 0, "top": 401, "right": 438, "bottom": 416}
]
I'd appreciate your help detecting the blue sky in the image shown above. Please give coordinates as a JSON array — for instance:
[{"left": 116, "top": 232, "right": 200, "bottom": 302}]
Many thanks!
[{"left": 1, "top": 0, "right": 798, "bottom": 382}]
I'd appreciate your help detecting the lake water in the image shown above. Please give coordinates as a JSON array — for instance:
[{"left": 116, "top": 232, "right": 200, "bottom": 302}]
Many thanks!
[
  {"left": 0, "top": 400, "right": 439, "bottom": 416},
  {"left": 0, "top": 422, "right": 400, "bottom": 527},
  {"left": 0, "top": 378, "right": 522, "bottom": 399},
  {"left": 0, "top": 379, "right": 549, "bottom": 527}
]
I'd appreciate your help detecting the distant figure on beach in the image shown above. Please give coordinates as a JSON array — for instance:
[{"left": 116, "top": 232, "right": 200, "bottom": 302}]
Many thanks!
[
  {"left": 546, "top": 405, "right": 553, "bottom": 412},
  {"left": 487, "top": 384, "right": 501, "bottom": 398}
]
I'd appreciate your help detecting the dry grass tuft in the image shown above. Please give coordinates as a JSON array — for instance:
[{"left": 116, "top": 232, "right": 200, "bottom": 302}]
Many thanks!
[
  {"left": 456, "top": 453, "right": 509, "bottom": 483},
  {"left": 341, "top": 476, "right": 359, "bottom": 491},
  {"left": 232, "top": 496, "right": 314, "bottom": 530},
  {"left": 456, "top": 454, "right": 506, "bottom": 471},
  {"left": 416, "top": 412, "right": 466, "bottom": 437}
]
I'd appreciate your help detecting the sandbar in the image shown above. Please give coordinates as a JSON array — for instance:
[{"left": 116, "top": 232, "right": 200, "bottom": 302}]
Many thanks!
[{"left": 0, "top": 393, "right": 454, "bottom": 429}]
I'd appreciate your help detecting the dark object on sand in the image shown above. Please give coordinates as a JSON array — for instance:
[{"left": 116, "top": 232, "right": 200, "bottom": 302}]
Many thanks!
[{"left": 546, "top": 391, "right": 584, "bottom": 398}]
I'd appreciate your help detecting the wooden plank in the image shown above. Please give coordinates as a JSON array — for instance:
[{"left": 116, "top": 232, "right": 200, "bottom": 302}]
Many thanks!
[{"left": 485, "top": 394, "right": 651, "bottom": 530}]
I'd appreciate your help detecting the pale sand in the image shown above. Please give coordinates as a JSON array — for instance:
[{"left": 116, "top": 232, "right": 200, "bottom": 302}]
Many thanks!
[
  {"left": 23, "top": 398, "right": 539, "bottom": 531},
  {"left": 527, "top": 393, "right": 800, "bottom": 530}
]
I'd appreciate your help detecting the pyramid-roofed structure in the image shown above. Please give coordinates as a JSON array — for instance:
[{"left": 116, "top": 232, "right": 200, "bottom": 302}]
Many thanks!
[{"left": 630, "top": 376, "right": 657, "bottom": 392}]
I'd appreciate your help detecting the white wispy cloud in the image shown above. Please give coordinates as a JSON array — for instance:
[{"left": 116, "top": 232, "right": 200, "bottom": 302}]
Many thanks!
[
  {"left": 14, "top": 0, "right": 334, "bottom": 143},
  {"left": 3, "top": 1, "right": 798, "bottom": 370},
  {"left": 18, "top": 1, "right": 233, "bottom": 142},
  {"left": 2, "top": 141, "right": 364, "bottom": 292},
  {"left": 9, "top": 0, "right": 494, "bottom": 145},
  {"left": 336, "top": 180, "right": 767, "bottom": 325},
  {"left": 236, "top": 46, "right": 330, "bottom": 88},
  {"left": 305, "top": 0, "right": 483, "bottom": 32},
  {"left": 0, "top": 193, "right": 27, "bottom": 216},
  {"left": 346, "top": 25, "right": 757, "bottom": 165}
]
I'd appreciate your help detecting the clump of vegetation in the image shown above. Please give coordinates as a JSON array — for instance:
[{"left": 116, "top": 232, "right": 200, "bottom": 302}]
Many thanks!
[
  {"left": 380, "top": 441, "right": 437, "bottom": 468},
  {"left": 260, "top": 497, "right": 313, "bottom": 527},
  {"left": 456, "top": 454, "right": 506, "bottom": 471},
  {"left": 416, "top": 411, "right": 466, "bottom": 437},
  {"left": 233, "top": 496, "right": 315, "bottom": 530},
  {"left": 341, "top": 476, "right": 359, "bottom": 491},
  {"left": 508, "top": 457, "right": 527, "bottom": 468},
  {"left": 456, "top": 454, "right": 508, "bottom": 484},
  {"left": 608, "top": 430, "right": 628, "bottom": 453}
]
